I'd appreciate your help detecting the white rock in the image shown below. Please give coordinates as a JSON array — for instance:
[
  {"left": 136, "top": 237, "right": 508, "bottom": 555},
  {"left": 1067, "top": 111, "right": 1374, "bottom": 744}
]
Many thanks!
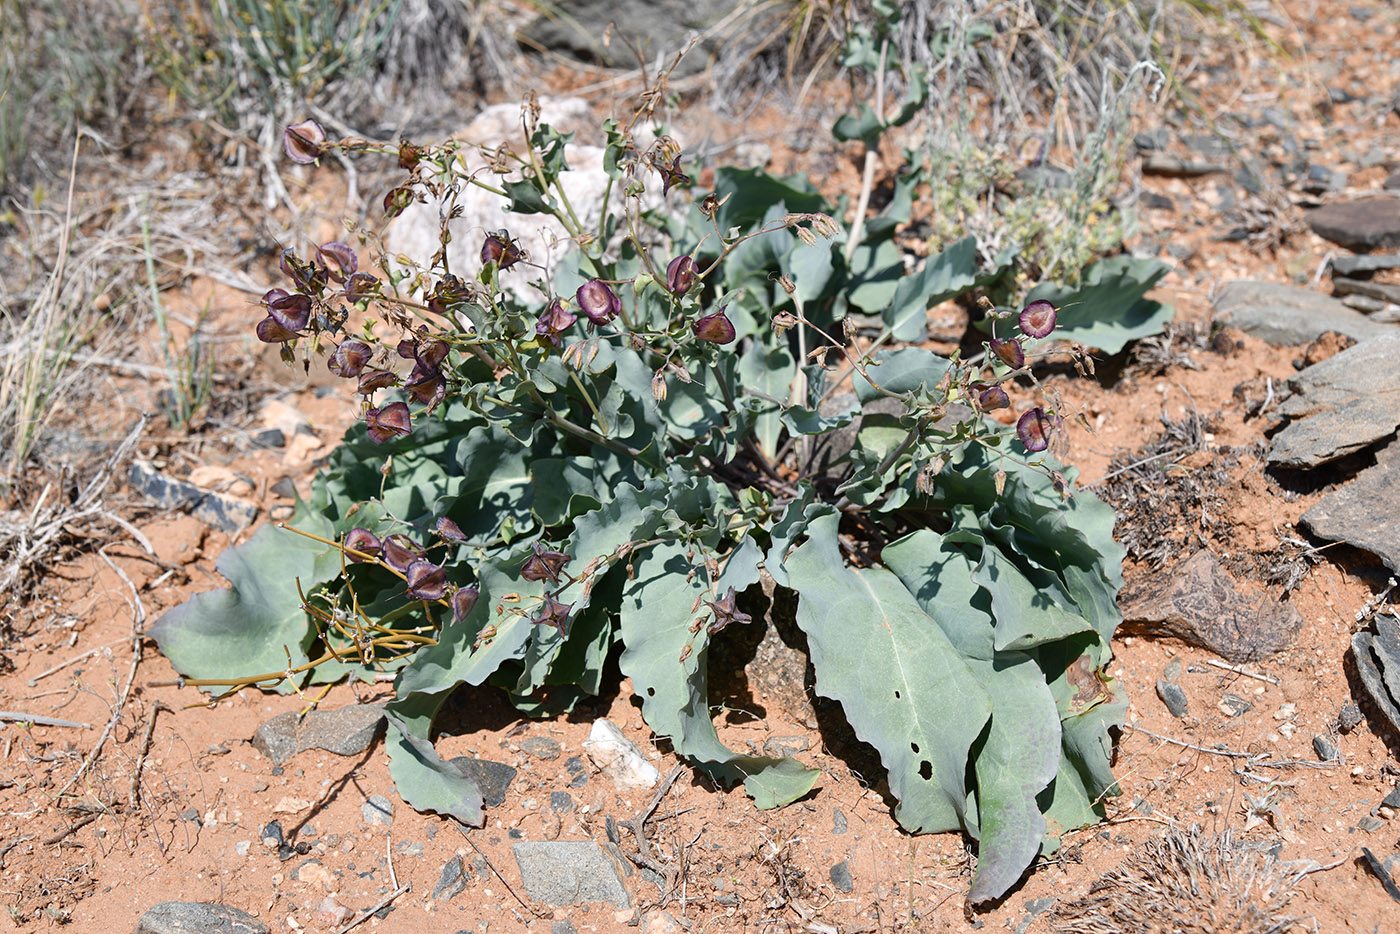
[{"left": 583, "top": 718, "right": 660, "bottom": 790}]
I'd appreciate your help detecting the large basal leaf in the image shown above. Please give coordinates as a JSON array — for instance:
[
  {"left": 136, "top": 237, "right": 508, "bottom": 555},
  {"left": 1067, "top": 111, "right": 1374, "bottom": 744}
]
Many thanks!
[
  {"left": 784, "top": 514, "right": 991, "bottom": 833},
  {"left": 881, "top": 235, "right": 982, "bottom": 342},
  {"left": 1023, "top": 254, "right": 1173, "bottom": 354},
  {"left": 147, "top": 507, "right": 342, "bottom": 693},
  {"left": 883, "top": 530, "right": 1061, "bottom": 904},
  {"left": 618, "top": 541, "right": 819, "bottom": 809},
  {"left": 384, "top": 694, "right": 484, "bottom": 826}
]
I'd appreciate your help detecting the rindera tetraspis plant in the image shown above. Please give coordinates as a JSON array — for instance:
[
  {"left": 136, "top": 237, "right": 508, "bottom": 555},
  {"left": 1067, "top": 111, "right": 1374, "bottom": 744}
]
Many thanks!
[{"left": 152, "top": 91, "right": 1128, "bottom": 904}]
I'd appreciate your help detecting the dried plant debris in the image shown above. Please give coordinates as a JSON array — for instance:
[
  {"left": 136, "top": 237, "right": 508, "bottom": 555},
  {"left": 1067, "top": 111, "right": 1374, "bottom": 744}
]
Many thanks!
[
  {"left": 1052, "top": 826, "right": 1298, "bottom": 934},
  {"left": 1128, "top": 321, "right": 1209, "bottom": 376},
  {"left": 1099, "top": 410, "right": 1234, "bottom": 567},
  {"left": 1351, "top": 612, "right": 1400, "bottom": 737}
]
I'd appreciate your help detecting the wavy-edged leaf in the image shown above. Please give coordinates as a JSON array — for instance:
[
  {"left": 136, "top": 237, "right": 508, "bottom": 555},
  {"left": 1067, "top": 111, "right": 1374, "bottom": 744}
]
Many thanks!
[
  {"left": 619, "top": 541, "right": 818, "bottom": 808},
  {"left": 1022, "top": 255, "right": 1173, "bottom": 354},
  {"left": 853, "top": 347, "right": 954, "bottom": 404},
  {"left": 384, "top": 695, "right": 484, "bottom": 826},
  {"left": 882, "top": 235, "right": 981, "bottom": 341},
  {"left": 786, "top": 514, "right": 991, "bottom": 833}
]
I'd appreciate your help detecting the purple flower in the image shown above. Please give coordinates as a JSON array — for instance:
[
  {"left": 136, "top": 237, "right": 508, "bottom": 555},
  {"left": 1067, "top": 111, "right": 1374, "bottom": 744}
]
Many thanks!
[
  {"left": 535, "top": 299, "right": 577, "bottom": 346},
  {"left": 521, "top": 542, "right": 570, "bottom": 583},
  {"left": 283, "top": 119, "right": 325, "bottom": 164},
  {"left": 532, "top": 595, "right": 573, "bottom": 637},
  {"left": 451, "top": 587, "right": 479, "bottom": 623},
  {"left": 316, "top": 241, "right": 358, "bottom": 282},
  {"left": 343, "top": 528, "right": 382, "bottom": 562},
  {"left": 365, "top": 402, "right": 412, "bottom": 443},
  {"left": 327, "top": 339, "right": 371, "bottom": 379},
  {"left": 666, "top": 255, "right": 697, "bottom": 296},
  {"left": 576, "top": 279, "right": 621, "bottom": 325},
  {"left": 989, "top": 337, "right": 1025, "bottom": 369},
  {"left": 692, "top": 307, "right": 736, "bottom": 344},
  {"left": 255, "top": 289, "right": 311, "bottom": 343},
  {"left": 381, "top": 534, "right": 423, "bottom": 573},
  {"left": 406, "top": 560, "right": 447, "bottom": 601},
  {"left": 1018, "top": 300, "right": 1057, "bottom": 339},
  {"left": 481, "top": 230, "right": 524, "bottom": 270},
  {"left": 1016, "top": 407, "right": 1059, "bottom": 453}
]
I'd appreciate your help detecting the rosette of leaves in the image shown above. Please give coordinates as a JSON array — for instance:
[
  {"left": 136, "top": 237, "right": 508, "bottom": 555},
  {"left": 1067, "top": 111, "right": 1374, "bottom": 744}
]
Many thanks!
[{"left": 151, "top": 116, "right": 1126, "bottom": 903}]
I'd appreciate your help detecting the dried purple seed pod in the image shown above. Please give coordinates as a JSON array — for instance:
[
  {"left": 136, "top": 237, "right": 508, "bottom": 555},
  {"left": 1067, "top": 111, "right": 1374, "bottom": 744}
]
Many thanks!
[
  {"left": 427, "top": 275, "right": 472, "bottom": 316},
  {"left": 255, "top": 315, "right": 299, "bottom": 343},
  {"left": 283, "top": 119, "right": 325, "bottom": 164},
  {"left": 380, "top": 534, "right": 422, "bottom": 573},
  {"left": 279, "top": 249, "right": 326, "bottom": 294},
  {"left": 398, "top": 139, "right": 422, "bottom": 170},
  {"left": 415, "top": 338, "right": 449, "bottom": 368},
  {"left": 975, "top": 383, "right": 1010, "bottom": 411},
  {"left": 345, "top": 271, "right": 380, "bottom": 301},
  {"left": 692, "top": 307, "right": 736, "bottom": 344},
  {"left": 520, "top": 542, "right": 570, "bottom": 583},
  {"left": 266, "top": 292, "right": 312, "bottom": 333},
  {"left": 576, "top": 279, "right": 621, "bottom": 325},
  {"left": 405, "top": 560, "right": 447, "bottom": 601},
  {"left": 365, "top": 401, "right": 412, "bottom": 443},
  {"left": 1016, "top": 407, "right": 1056, "bottom": 453},
  {"left": 535, "top": 299, "right": 577, "bottom": 346},
  {"left": 316, "top": 241, "right": 358, "bottom": 283},
  {"left": 451, "top": 587, "right": 479, "bottom": 623},
  {"left": 666, "top": 255, "right": 697, "bottom": 296},
  {"left": 481, "top": 230, "right": 524, "bottom": 270},
  {"left": 404, "top": 362, "right": 446, "bottom": 409},
  {"left": 327, "top": 339, "right": 371, "bottom": 379},
  {"left": 343, "top": 528, "right": 382, "bottom": 562},
  {"left": 436, "top": 516, "right": 466, "bottom": 542},
  {"left": 396, "top": 338, "right": 417, "bottom": 360},
  {"left": 532, "top": 595, "right": 573, "bottom": 637},
  {"left": 989, "top": 337, "right": 1025, "bottom": 369},
  {"left": 357, "top": 369, "right": 399, "bottom": 394},
  {"left": 1018, "top": 300, "right": 1057, "bottom": 339}
]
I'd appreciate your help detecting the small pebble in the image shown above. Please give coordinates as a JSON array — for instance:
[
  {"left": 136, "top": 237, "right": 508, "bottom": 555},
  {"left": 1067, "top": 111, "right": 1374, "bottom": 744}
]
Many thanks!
[
  {"left": 1312, "top": 735, "right": 1338, "bottom": 761},
  {"left": 1358, "top": 815, "right": 1385, "bottom": 832},
  {"left": 1162, "top": 656, "right": 1183, "bottom": 681},
  {"left": 521, "top": 737, "right": 562, "bottom": 761},
  {"left": 1156, "top": 680, "right": 1189, "bottom": 718}
]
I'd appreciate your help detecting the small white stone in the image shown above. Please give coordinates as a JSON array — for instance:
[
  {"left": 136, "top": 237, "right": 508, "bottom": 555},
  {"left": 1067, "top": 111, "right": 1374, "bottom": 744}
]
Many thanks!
[{"left": 583, "top": 718, "right": 660, "bottom": 790}]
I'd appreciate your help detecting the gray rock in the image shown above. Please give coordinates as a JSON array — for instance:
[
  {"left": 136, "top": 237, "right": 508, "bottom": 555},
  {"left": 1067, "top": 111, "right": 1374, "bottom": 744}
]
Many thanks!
[
  {"left": 550, "top": 791, "right": 573, "bottom": 812},
  {"left": 832, "top": 808, "right": 848, "bottom": 834},
  {"left": 1162, "top": 656, "right": 1183, "bottom": 681},
  {"left": 1120, "top": 550, "right": 1304, "bottom": 662},
  {"left": 1382, "top": 787, "right": 1400, "bottom": 809},
  {"left": 433, "top": 855, "right": 469, "bottom": 901},
  {"left": 552, "top": 922, "right": 580, "bottom": 934},
  {"left": 641, "top": 910, "right": 682, "bottom": 933},
  {"left": 1301, "top": 441, "right": 1400, "bottom": 573},
  {"left": 1332, "top": 276, "right": 1400, "bottom": 305},
  {"left": 829, "top": 859, "right": 854, "bottom": 893},
  {"left": 1269, "top": 333, "right": 1400, "bottom": 468},
  {"left": 1307, "top": 197, "right": 1400, "bottom": 251},
  {"left": 1155, "top": 680, "right": 1190, "bottom": 718},
  {"left": 1312, "top": 735, "right": 1338, "bottom": 761},
  {"left": 512, "top": 841, "right": 630, "bottom": 908},
  {"left": 761, "top": 735, "right": 810, "bottom": 758},
  {"left": 1141, "top": 153, "right": 1227, "bottom": 177},
  {"left": 1351, "top": 613, "right": 1400, "bottom": 735},
  {"left": 1331, "top": 253, "right": 1400, "bottom": 276},
  {"left": 446, "top": 757, "right": 517, "bottom": 808},
  {"left": 133, "top": 902, "right": 268, "bottom": 934},
  {"left": 1212, "top": 280, "right": 1391, "bottom": 345},
  {"left": 565, "top": 756, "right": 588, "bottom": 788},
  {"left": 251, "top": 704, "right": 387, "bottom": 766},
  {"left": 127, "top": 460, "right": 259, "bottom": 534},
  {"left": 1357, "top": 815, "right": 1386, "bottom": 832},
  {"left": 1387, "top": 169, "right": 1400, "bottom": 191},
  {"left": 521, "top": 736, "right": 562, "bottom": 760},
  {"left": 362, "top": 794, "right": 395, "bottom": 827},
  {"left": 1134, "top": 129, "right": 1169, "bottom": 152},
  {"left": 521, "top": 0, "right": 741, "bottom": 74}
]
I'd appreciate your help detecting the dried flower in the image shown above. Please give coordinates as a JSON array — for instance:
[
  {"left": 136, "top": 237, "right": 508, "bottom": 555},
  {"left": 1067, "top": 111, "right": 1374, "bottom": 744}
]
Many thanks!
[
  {"left": 283, "top": 119, "right": 325, "bottom": 164},
  {"left": 521, "top": 542, "right": 570, "bottom": 583},
  {"left": 535, "top": 299, "right": 578, "bottom": 347},
  {"left": 575, "top": 279, "right": 621, "bottom": 325},
  {"left": 428, "top": 275, "right": 473, "bottom": 316},
  {"left": 704, "top": 587, "right": 752, "bottom": 634},
  {"left": 975, "top": 383, "right": 1010, "bottom": 411},
  {"left": 357, "top": 369, "right": 398, "bottom": 394},
  {"left": 327, "top": 340, "right": 371, "bottom": 379},
  {"left": 365, "top": 402, "right": 412, "bottom": 443},
  {"left": 343, "top": 528, "right": 382, "bottom": 562},
  {"left": 1016, "top": 407, "right": 1056, "bottom": 453},
  {"left": 989, "top": 337, "right": 1025, "bottom": 369},
  {"left": 692, "top": 307, "right": 736, "bottom": 344},
  {"left": 658, "top": 153, "right": 690, "bottom": 195},
  {"left": 1018, "top": 299, "right": 1057, "bottom": 339},
  {"left": 481, "top": 230, "right": 524, "bottom": 270},
  {"left": 398, "top": 139, "right": 422, "bottom": 170},
  {"left": 383, "top": 186, "right": 414, "bottom": 219},
  {"left": 666, "top": 255, "right": 697, "bottom": 296},
  {"left": 345, "top": 272, "right": 380, "bottom": 301},
  {"left": 406, "top": 560, "right": 447, "bottom": 601},
  {"left": 532, "top": 595, "right": 573, "bottom": 637},
  {"left": 316, "top": 241, "right": 358, "bottom": 282}
]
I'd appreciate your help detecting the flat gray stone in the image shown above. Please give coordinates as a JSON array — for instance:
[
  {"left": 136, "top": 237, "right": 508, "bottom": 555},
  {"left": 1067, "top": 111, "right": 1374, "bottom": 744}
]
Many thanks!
[
  {"left": 127, "top": 460, "right": 259, "bottom": 534},
  {"left": 1308, "top": 196, "right": 1400, "bottom": 251},
  {"left": 1332, "top": 276, "right": 1400, "bottom": 305},
  {"left": 1155, "top": 680, "right": 1189, "bottom": 718},
  {"left": 520, "top": 737, "right": 562, "bottom": 760},
  {"left": 362, "top": 794, "right": 395, "bottom": 827},
  {"left": 1120, "top": 550, "right": 1304, "bottom": 662},
  {"left": 447, "top": 757, "right": 516, "bottom": 808},
  {"left": 1313, "top": 735, "right": 1338, "bottom": 761},
  {"left": 251, "top": 704, "right": 386, "bottom": 766},
  {"left": 1301, "top": 441, "right": 1400, "bottom": 573},
  {"left": 512, "top": 841, "right": 630, "bottom": 908},
  {"left": 521, "top": 0, "right": 742, "bottom": 75},
  {"left": 829, "top": 859, "right": 854, "bottom": 893},
  {"left": 133, "top": 902, "right": 268, "bottom": 934},
  {"left": 1332, "top": 253, "right": 1400, "bottom": 276},
  {"left": 1141, "top": 153, "right": 1227, "bottom": 177},
  {"left": 432, "top": 855, "right": 469, "bottom": 902},
  {"left": 1212, "top": 280, "right": 1391, "bottom": 345},
  {"left": 1269, "top": 333, "right": 1400, "bottom": 467},
  {"left": 1351, "top": 614, "right": 1400, "bottom": 735}
]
